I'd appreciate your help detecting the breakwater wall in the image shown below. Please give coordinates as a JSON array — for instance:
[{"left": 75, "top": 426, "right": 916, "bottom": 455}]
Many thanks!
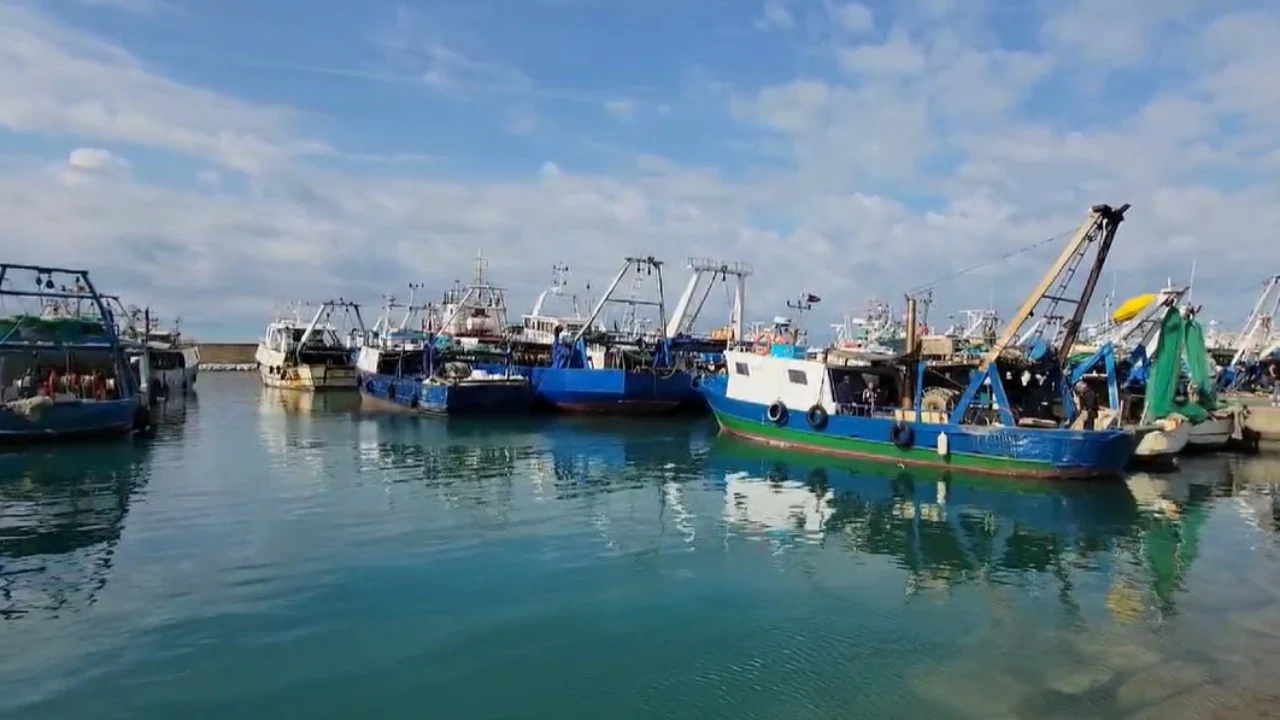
[{"left": 197, "top": 343, "right": 257, "bottom": 370}]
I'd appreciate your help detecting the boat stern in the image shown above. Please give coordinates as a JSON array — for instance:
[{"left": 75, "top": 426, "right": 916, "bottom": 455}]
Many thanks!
[{"left": 422, "top": 377, "right": 533, "bottom": 415}]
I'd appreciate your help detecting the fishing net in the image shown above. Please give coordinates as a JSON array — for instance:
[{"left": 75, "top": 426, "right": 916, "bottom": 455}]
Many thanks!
[
  {"left": 1144, "top": 308, "right": 1207, "bottom": 423},
  {"left": 0, "top": 315, "right": 109, "bottom": 343},
  {"left": 1182, "top": 316, "right": 1220, "bottom": 411}
]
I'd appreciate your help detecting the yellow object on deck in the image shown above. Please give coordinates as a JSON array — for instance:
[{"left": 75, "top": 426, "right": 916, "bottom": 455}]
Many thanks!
[{"left": 1112, "top": 293, "right": 1156, "bottom": 323}]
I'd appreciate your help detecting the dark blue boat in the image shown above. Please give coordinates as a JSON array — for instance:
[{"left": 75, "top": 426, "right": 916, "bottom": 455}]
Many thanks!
[
  {"left": 0, "top": 264, "right": 144, "bottom": 442},
  {"left": 503, "top": 256, "right": 702, "bottom": 414},
  {"left": 355, "top": 336, "right": 532, "bottom": 416}
]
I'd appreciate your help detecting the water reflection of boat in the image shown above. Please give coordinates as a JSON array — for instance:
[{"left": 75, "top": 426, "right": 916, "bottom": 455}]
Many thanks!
[
  {"left": 147, "top": 391, "right": 195, "bottom": 440},
  {"left": 707, "top": 435, "right": 1140, "bottom": 593},
  {"left": 1122, "top": 470, "right": 1214, "bottom": 618},
  {"left": 0, "top": 441, "right": 150, "bottom": 617},
  {"left": 261, "top": 387, "right": 363, "bottom": 416}
]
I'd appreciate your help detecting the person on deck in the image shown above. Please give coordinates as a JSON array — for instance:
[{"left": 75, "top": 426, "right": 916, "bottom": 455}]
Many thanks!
[
  {"left": 1074, "top": 380, "right": 1099, "bottom": 430},
  {"left": 834, "top": 375, "right": 855, "bottom": 411},
  {"left": 861, "top": 378, "right": 880, "bottom": 408}
]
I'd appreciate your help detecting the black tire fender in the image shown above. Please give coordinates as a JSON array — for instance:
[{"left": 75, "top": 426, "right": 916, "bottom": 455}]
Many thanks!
[
  {"left": 766, "top": 401, "right": 788, "bottom": 424},
  {"left": 805, "top": 404, "right": 828, "bottom": 430},
  {"left": 890, "top": 420, "right": 914, "bottom": 448}
]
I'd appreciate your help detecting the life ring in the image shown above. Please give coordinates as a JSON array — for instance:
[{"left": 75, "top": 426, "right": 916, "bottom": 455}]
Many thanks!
[
  {"left": 806, "top": 404, "right": 828, "bottom": 430},
  {"left": 766, "top": 401, "right": 788, "bottom": 424},
  {"left": 890, "top": 421, "right": 914, "bottom": 448},
  {"left": 754, "top": 332, "right": 772, "bottom": 356}
]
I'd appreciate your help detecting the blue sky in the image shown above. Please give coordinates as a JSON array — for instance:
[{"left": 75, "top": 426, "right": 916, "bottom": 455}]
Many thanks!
[{"left": 1, "top": 0, "right": 1278, "bottom": 339}]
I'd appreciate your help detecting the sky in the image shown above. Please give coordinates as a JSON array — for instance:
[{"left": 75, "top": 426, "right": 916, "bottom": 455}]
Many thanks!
[{"left": 1, "top": 0, "right": 1278, "bottom": 341}]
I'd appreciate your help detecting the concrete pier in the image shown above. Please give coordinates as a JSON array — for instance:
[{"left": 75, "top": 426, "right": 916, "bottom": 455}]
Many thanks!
[{"left": 1224, "top": 394, "right": 1280, "bottom": 443}]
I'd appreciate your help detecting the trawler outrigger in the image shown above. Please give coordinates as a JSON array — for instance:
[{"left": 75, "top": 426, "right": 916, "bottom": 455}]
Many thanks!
[{"left": 699, "top": 203, "right": 1141, "bottom": 479}]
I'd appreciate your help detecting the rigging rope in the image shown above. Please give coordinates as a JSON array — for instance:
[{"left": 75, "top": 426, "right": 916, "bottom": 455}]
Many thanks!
[{"left": 906, "top": 229, "right": 1072, "bottom": 295}]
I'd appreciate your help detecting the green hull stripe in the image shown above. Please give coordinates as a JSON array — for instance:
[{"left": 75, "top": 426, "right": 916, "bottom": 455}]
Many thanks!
[{"left": 712, "top": 410, "right": 1090, "bottom": 479}]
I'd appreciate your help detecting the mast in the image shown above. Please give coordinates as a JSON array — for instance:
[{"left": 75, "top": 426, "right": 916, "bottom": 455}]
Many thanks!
[
  {"left": 573, "top": 257, "right": 667, "bottom": 344},
  {"left": 980, "top": 203, "right": 1130, "bottom": 370}
]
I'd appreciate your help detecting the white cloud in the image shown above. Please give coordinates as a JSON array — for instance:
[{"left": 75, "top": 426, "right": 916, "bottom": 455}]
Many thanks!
[
  {"left": 196, "top": 170, "right": 222, "bottom": 189},
  {"left": 60, "top": 146, "right": 128, "bottom": 185},
  {"left": 757, "top": 0, "right": 795, "bottom": 31},
  {"left": 604, "top": 98, "right": 635, "bottom": 120},
  {"left": 835, "top": 3, "right": 874, "bottom": 34},
  {"left": 0, "top": 5, "right": 321, "bottom": 176},
  {"left": 68, "top": 147, "right": 121, "bottom": 171},
  {"left": 0, "top": 1, "right": 1278, "bottom": 339},
  {"left": 838, "top": 28, "right": 927, "bottom": 77}
]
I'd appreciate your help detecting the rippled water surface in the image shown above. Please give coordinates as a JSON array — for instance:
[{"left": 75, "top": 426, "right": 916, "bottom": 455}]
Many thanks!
[{"left": 4, "top": 374, "right": 1280, "bottom": 719}]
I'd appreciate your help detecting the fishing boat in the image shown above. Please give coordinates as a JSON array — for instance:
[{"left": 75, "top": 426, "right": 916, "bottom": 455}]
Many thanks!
[
  {"left": 106, "top": 299, "right": 200, "bottom": 402},
  {"left": 1215, "top": 274, "right": 1280, "bottom": 392},
  {"left": 255, "top": 300, "right": 366, "bottom": 390},
  {"left": 437, "top": 254, "right": 510, "bottom": 349},
  {"left": 1072, "top": 285, "right": 1242, "bottom": 454},
  {"left": 699, "top": 204, "right": 1140, "bottom": 479},
  {"left": 831, "top": 298, "right": 913, "bottom": 355},
  {"left": 0, "top": 264, "right": 146, "bottom": 441},
  {"left": 1177, "top": 308, "right": 1243, "bottom": 451},
  {"left": 507, "top": 257, "right": 700, "bottom": 413},
  {"left": 512, "top": 263, "right": 596, "bottom": 346},
  {"left": 355, "top": 293, "right": 530, "bottom": 415}
]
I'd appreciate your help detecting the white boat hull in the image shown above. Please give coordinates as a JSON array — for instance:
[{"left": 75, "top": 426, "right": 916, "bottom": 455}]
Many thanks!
[
  {"left": 255, "top": 345, "right": 356, "bottom": 391},
  {"left": 132, "top": 346, "right": 200, "bottom": 400},
  {"left": 1133, "top": 419, "right": 1189, "bottom": 459},
  {"left": 258, "top": 363, "right": 357, "bottom": 390},
  {"left": 1186, "top": 411, "right": 1234, "bottom": 450}
]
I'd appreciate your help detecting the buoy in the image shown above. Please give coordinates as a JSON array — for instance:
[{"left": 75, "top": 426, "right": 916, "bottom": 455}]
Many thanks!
[{"left": 937, "top": 431, "right": 949, "bottom": 456}]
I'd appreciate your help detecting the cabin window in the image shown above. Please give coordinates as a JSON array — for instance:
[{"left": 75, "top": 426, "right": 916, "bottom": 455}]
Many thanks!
[
  {"left": 787, "top": 369, "right": 808, "bottom": 385},
  {"left": 733, "top": 362, "right": 750, "bottom": 376}
]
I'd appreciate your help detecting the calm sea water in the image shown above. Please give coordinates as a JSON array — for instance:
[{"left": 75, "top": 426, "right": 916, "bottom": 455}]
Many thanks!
[{"left": 3, "top": 374, "right": 1280, "bottom": 719}]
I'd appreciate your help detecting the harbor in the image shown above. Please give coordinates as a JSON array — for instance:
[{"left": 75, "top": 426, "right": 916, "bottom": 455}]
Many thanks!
[
  {"left": 8, "top": 0, "right": 1280, "bottom": 713},
  {"left": 4, "top": 206, "right": 1280, "bottom": 717},
  {"left": 4, "top": 374, "right": 1280, "bottom": 719}
]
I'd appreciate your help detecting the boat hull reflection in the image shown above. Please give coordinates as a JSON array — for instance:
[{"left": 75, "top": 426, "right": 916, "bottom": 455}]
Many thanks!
[{"left": 707, "top": 435, "right": 1141, "bottom": 583}]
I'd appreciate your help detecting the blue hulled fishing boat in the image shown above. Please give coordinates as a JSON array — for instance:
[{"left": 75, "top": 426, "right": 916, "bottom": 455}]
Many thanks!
[
  {"left": 0, "top": 264, "right": 145, "bottom": 441},
  {"left": 506, "top": 257, "right": 702, "bottom": 414},
  {"left": 700, "top": 204, "right": 1142, "bottom": 480},
  {"left": 355, "top": 293, "right": 531, "bottom": 416}
]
